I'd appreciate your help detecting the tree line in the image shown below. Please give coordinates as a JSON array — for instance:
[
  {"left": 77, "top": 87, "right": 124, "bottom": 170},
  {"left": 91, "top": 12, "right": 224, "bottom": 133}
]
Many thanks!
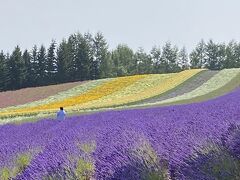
[{"left": 1, "top": 32, "right": 240, "bottom": 92}]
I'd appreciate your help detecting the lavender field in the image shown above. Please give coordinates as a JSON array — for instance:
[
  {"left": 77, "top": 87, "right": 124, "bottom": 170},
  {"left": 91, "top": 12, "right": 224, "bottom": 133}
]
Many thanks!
[
  {"left": 1, "top": 87, "right": 240, "bottom": 179},
  {"left": 2, "top": 0, "right": 240, "bottom": 179}
]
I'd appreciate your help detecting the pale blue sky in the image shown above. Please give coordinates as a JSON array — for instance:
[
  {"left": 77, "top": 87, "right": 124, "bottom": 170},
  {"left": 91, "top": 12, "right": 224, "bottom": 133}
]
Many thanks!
[{"left": 0, "top": 0, "right": 240, "bottom": 53}]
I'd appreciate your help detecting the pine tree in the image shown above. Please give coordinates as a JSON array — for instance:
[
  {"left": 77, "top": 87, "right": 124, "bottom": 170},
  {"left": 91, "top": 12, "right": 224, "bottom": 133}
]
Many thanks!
[
  {"left": 56, "top": 40, "right": 68, "bottom": 83},
  {"left": 93, "top": 32, "right": 111, "bottom": 79},
  {"left": 161, "top": 42, "right": 180, "bottom": 73},
  {"left": 8, "top": 46, "right": 24, "bottom": 89},
  {"left": 178, "top": 47, "right": 189, "bottom": 70},
  {"left": 205, "top": 40, "right": 223, "bottom": 70},
  {"left": 4, "top": 53, "right": 11, "bottom": 90},
  {"left": 111, "top": 44, "right": 135, "bottom": 76},
  {"left": 75, "top": 33, "right": 91, "bottom": 80},
  {"left": 37, "top": 45, "right": 47, "bottom": 85},
  {"left": 160, "top": 43, "right": 170, "bottom": 73},
  {"left": 135, "top": 47, "right": 153, "bottom": 74},
  {"left": 31, "top": 45, "right": 39, "bottom": 84},
  {"left": 0, "top": 51, "right": 9, "bottom": 91},
  {"left": 67, "top": 34, "right": 78, "bottom": 81},
  {"left": 235, "top": 43, "right": 240, "bottom": 68},
  {"left": 46, "top": 40, "right": 57, "bottom": 83},
  {"left": 150, "top": 46, "right": 161, "bottom": 73},
  {"left": 190, "top": 40, "right": 206, "bottom": 69},
  {"left": 217, "top": 43, "right": 226, "bottom": 70},
  {"left": 224, "top": 41, "right": 238, "bottom": 68},
  {"left": 83, "top": 32, "right": 96, "bottom": 80},
  {"left": 22, "top": 50, "right": 32, "bottom": 87},
  {"left": 0, "top": 52, "right": 5, "bottom": 90}
]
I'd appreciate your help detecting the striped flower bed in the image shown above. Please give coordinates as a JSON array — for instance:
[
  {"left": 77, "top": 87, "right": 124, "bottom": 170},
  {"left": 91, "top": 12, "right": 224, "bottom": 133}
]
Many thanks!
[
  {"left": 1, "top": 68, "right": 240, "bottom": 124},
  {"left": 149, "top": 68, "right": 240, "bottom": 106},
  {"left": 0, "top": 75, "right": 146, "bottom": 119},
  {"left": 0, "top": 79, "right": 109, "bottom": 111},
  {"left": 135, "top": 70, "right": 218, "bottom": 105},
  {"left": 0, "top": 81, "right": 85, "bottom": 108},
  {"left": 75, "top": 69, "right": 203, "bottom": 110}
]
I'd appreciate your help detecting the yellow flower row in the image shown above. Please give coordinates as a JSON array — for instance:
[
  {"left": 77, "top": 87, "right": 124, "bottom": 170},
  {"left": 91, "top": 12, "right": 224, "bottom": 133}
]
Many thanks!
[
  {"left": 0, "top": 75, "right": 146, "bottom": 117},
  {"left": 95, "top": 74, "right": 173, "bottom": 101},
  {"left": 74, "top": 73, "right": 174, "bottom": 109},
  {"left": 72, "top": 69, "right": 203, "bottom": 110},
  {"left": 0, "top": 78, "right": 109, "bottom": 112}
]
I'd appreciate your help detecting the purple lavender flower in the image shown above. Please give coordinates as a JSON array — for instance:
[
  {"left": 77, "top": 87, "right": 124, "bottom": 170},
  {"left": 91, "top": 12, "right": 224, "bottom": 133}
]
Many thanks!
[
  {"left": 174, "top": 142, "right": 240, "bottom": 180},
  {"left": 0, "top": 88, "right": 239, "bottom": 179}
]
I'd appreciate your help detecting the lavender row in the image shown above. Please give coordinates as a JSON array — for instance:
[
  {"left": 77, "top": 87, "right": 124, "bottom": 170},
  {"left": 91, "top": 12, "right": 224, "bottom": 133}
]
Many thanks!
[{"left": 0, "top": 88, "right": 240, "bottom": 179}]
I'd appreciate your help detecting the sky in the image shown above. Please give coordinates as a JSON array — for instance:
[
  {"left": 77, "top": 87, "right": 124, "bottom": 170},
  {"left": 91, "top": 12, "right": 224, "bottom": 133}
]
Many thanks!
[{"left": 0, "top": 0, "right": 240, "bottom": 53}]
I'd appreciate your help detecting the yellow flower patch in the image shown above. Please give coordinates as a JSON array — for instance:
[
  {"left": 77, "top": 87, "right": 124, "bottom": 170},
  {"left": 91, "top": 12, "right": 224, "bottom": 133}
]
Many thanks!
[
  {"left": 74, "top": 69, "right": 203, "bottom": 110},
  {"left": 74, "top": 73, "right": 173, "bottom": 109},
  {"left": 0, "top": 75, "right": 146, "bottom": 117}
]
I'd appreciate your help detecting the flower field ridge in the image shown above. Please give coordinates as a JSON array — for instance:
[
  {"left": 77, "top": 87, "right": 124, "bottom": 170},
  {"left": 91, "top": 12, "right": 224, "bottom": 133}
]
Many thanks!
[
  {"left": 0, "top": 74, "right": 146, "bottom": 118},
  {"left": 134, "top": 70, "right": 218, "bottom": 105},
  {"left": 72, "top": 69, "right": 202, "bottom": 110},
  {"left": 0, "top": 81, "right": 85, "bottom": 109},
  {"left": 149, "top": 68, "right": 240, "bottom": 105},
  {"left": 1, "top": 68, "right": 240, "bottom": 179},
  {"left": 0, "top": 86, "right": 240, "bottom": 179},
  {"left": 0, "top": 69, "right": 201, "bottom": 122},
  {"left": 0, "top": 78, "right": 110, "bottom": 111},
  {"left": 0, "top": 68, "right": 240, "bottom": 124}
]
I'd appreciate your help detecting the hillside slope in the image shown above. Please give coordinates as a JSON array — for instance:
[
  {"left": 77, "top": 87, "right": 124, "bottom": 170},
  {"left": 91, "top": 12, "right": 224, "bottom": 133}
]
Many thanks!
[
  {"left": 0, "top": 68, "right": 240, "bottom": 124},
  {"left": 0, "top": 81, "right": 84, "bottom": 108},
  {"left": 1, "top": 83, "right": 240, "bottom": 179}
]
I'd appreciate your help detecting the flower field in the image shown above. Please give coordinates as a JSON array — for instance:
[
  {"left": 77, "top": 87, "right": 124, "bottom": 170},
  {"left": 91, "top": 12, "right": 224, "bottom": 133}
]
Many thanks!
[
  {"left": 0, "top": 69, "right": 202, "bottom": 122},
  {"left": 1, "top": 83, "right": 240, "bottom": 179},
  {"left": 157, "top": 68, "right": 240, "bottom": 104},
  {"left": 0, "top": 81, "right": 84, "bottom": 108},
  {"left": 0, "top": 69, "right": 240, "bottom": 123},
  {"left": 1, "top": 68, "right": 240, "bottom": 179},
  {"left": 136, "top": 68, "right": 240, "bottom": 107},
  {"left": 75, "top": 69, "right": 203, "bottom": 110},
  {"left": 136, "top": 70, "right": 219, "bottom": 104}
]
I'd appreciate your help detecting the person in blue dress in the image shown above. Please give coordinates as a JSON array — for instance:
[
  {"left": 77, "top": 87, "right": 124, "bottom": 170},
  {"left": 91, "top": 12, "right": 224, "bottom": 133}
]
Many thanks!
[{"left": 57, "top": 107, "right": 66, "bottom": 121}]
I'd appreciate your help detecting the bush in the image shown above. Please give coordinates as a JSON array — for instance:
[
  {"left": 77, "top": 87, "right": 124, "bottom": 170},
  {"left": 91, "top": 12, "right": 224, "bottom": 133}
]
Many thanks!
[
  {"left": 176, "top": 124, "right": 240, "bottom": 180},
  {"left": 111, "top": 140, "right": 170, "bottom": 180}
]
